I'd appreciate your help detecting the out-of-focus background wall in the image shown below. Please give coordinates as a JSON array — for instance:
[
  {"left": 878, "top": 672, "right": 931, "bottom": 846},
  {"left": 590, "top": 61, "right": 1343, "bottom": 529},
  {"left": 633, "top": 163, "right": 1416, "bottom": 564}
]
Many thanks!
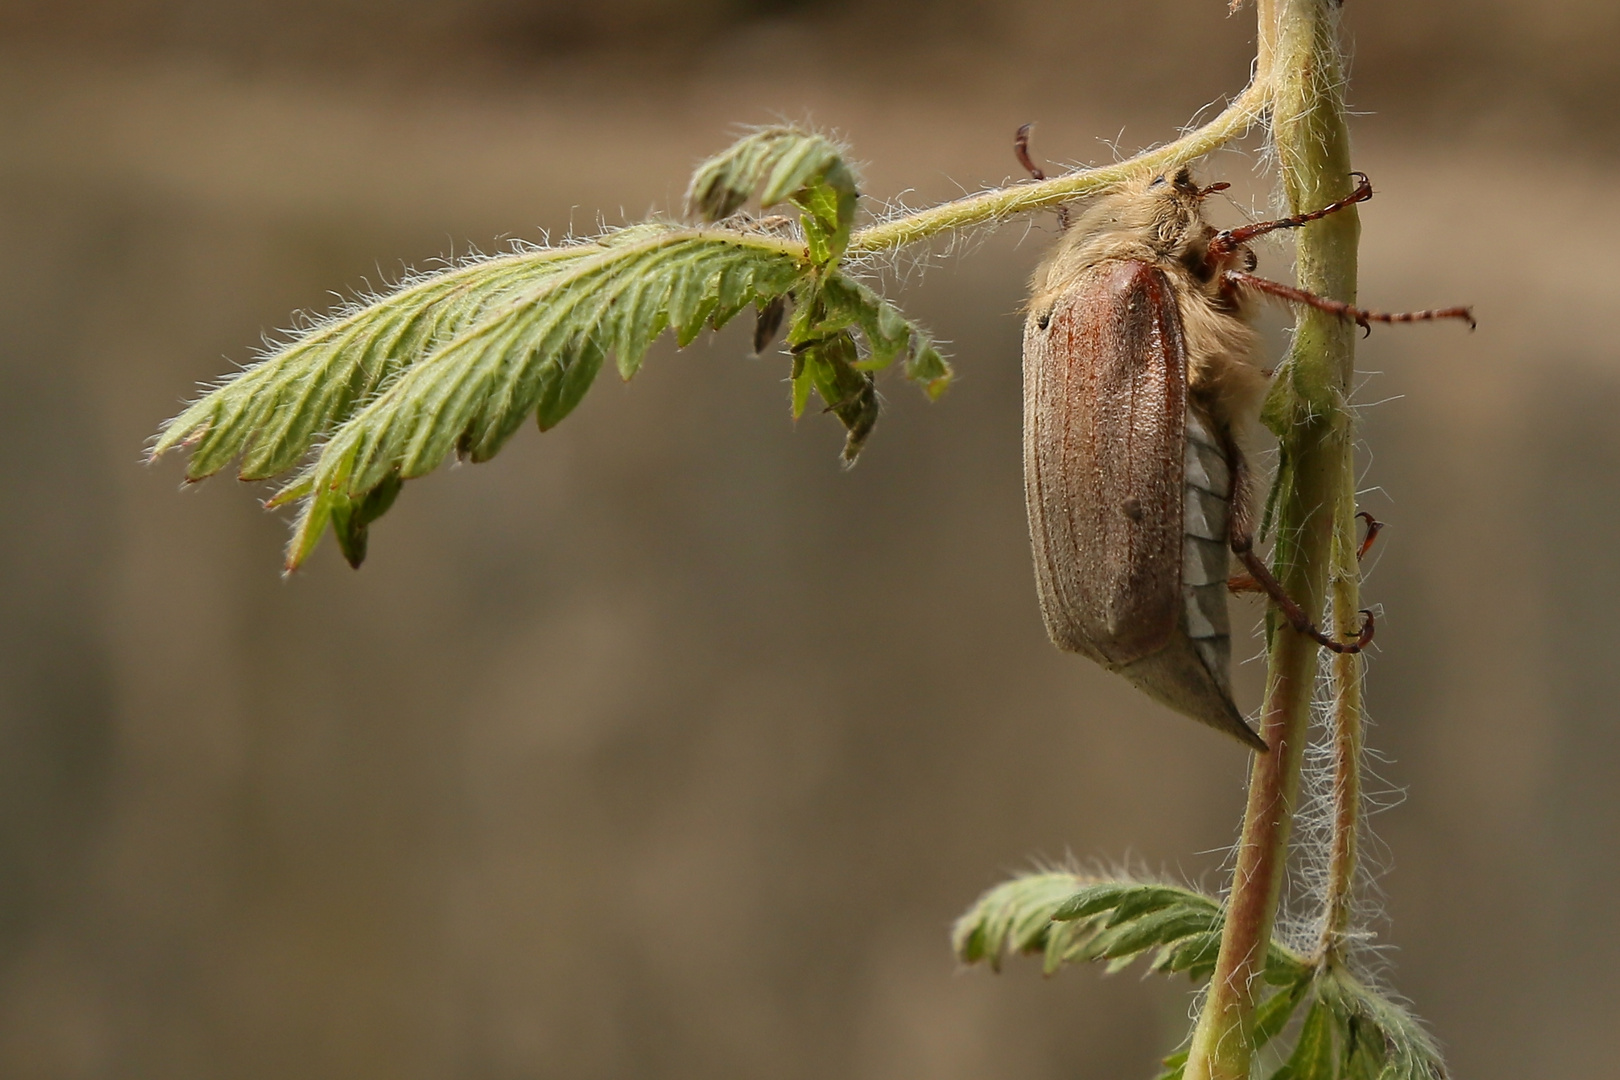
[{"left": 1, "top": 1, "right": 1616, "bottom": 1077}]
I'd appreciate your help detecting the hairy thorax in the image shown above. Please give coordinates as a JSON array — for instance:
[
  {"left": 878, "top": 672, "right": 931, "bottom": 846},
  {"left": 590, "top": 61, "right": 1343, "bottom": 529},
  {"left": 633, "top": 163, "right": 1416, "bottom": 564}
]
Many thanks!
[{"left": 1027, "top": 170, "right": 1267, "bottom": 446}]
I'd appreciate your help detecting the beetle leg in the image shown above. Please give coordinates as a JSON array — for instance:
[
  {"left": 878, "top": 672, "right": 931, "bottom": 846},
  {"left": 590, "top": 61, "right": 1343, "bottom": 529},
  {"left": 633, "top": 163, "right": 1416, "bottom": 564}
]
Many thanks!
[
  {"left": 1224, "top": 430, "right": 1374, "bottom": 654},
  {"left": 1230, "top": 514, "right": 1378, "bottom": 591},
  {"left": 1224, "top": 270, "right": 1475, "bottom": 335},
  {"left": 1206, "top": 173, "right": 1374, "bottom": 260},
  {"left": 1230, "top": 541, "right": 1375, "bottom": 653},
  {"left": 1014, "top": 123, "right": 1046, "bottom": 181},
  {"left": 1356, "top": 511, "right": 1384, "bottom": 562},
  {"left": 1014, "top": 123, "right": 1070, "bottom": 231},
  {"left": 1226, "top": 571, "right": 1263, "bottom": 594}
]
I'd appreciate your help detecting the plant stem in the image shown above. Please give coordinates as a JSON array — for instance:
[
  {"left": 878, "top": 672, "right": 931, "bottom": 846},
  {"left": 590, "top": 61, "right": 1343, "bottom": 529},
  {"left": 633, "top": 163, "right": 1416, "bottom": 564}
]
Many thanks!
[
  {"left": 1322, "top": 466, "right": 1365, "bottom": 960},
  {"left": 845, "top": 80, "right": 1271, "bottom": 254},
  {"left": 1183, "top": 1, "right": 1361, "bottom": 1077}
]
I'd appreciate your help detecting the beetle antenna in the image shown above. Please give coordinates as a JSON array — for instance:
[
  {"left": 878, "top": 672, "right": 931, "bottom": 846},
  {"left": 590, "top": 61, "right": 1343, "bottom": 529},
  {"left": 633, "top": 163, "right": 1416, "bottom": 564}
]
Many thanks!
[{"left": 1225, "top": 270, "right": 1476, "bottom": 334}]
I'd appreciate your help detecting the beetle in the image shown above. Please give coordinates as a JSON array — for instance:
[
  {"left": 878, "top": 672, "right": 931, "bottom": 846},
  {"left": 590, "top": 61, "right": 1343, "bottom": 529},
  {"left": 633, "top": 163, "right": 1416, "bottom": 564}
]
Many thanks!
[{"left": 1019, "top": 144, "right": 1472, "bottom": 749}]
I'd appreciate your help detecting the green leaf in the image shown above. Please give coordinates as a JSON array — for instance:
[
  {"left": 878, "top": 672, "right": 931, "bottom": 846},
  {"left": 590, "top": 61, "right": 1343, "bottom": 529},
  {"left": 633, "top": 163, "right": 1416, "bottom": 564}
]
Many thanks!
[
  {"left": 906, "top": 339, "right": 952, "bottom": 400},
  {"left": 1050, "top": 881, "right": 1142, "bottom": 921},
  {"left": 816, "top": 274, "right": 953, "bottom": 394},
  {"left": 330, "top": 471, "right": 402, "bottom": 570},
  {"left": 1322, "top": 971, "right": 1447, "bottom": 1080},
  {"left": 955, "top": 872, "right": 1308, "bottom": 983},
  {"left": 1104, "top": 885, "right": 1196, "bottom": 928},
  {"left": 153, "top": 129, "right": 952, "bottom": 569},
  {"left": 950, "top": 872, "right": 1096, "bottom": 973},
  {"left": 1087, "top": 906, "right": 1220, "bottom": 964},
  {"left": 1151, "top": 929, "right": 1223, "bottom": 981},
  {"left": 789, "top": 351, "right": 814, "bottom": 420},
  {"left": 151, "top": 243, "right": 596, "bottom": 482},
  {"left": 793, "top": 175, "right": 858, "bottom": 266},
  {"left": 791, "top": 332, "right": 879, "bottom": 466},
  {"left": 1271, "top": 999, "right": 1336, "bottom": 1080},
  {"left": 535, "top": 337, "right": 606, "bottom": 434},
  {"left": 687, "top": 127, "right": 856, "bottom": 224},
  {"left": 1155, "top": 1049, "right": 1189, "bottom": 1080},
  {"left": 780, "top": 271, "right": 949, "bottom": 465},
  {"left": 1253, "top": 974, "right": 1313, "bottom": 1053},
  {"left": 1259, "top": 444, "right": 1291, "bottom": 544},
  {"left": 955, "top": 874, "right": 1423, "bottom": 1080},
  {"left": 1249, "top": 970, "right": 1447, "bottom": 1080},
  {"left": 686, "top": 128, "right": 860, "bottom": 267},
  {"left": 273, "top": 225, "right": 808, "bottom": 567},
  {"left": 1339, "top": 1013, "right": 1387, "bottom": 1080}
]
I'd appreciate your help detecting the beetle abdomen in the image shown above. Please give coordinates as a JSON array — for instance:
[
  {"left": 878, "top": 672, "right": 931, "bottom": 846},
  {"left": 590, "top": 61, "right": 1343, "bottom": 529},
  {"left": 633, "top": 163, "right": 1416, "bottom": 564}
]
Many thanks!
[
  {"left": 1182, "top": 406, "right": 1233, "bottom": 699},
  {"left": 1108, "top": 403, "right": 1254, "bottom": 747}
]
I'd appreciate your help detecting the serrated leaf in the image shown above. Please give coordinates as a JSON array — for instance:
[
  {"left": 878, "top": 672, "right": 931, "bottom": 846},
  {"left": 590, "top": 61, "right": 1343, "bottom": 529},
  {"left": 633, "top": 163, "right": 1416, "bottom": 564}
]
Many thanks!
[
  {"left": 781, "top": 273, "right": 944, "bottom": 465},
  {"left": 817, "top": 274, "right": 940, "bottom": 378},
  {"left": 686, "top": 127, "right": 861, "bottom": 272},
  {"left": 793, "top": 173, "right": 858, "bottom": 265},
  {"left": 669, "top": 256, "right": 720, "bottom": 346},
  {"left": 535, "top": 338, "right": 606, "bottom": 434},
  {"left": 959, "top": 873, "right": 1310, "bottom": 987},
  {"left": 865, "top": 299, "right": 913, "bottom": 369},
  {"left": 1104, "top": 885, "right": 1195, "bottom": 928},
  {"left": 957, "top": 883, "right": 1442, "bottom": 1080},
  {"left": 156, "top": 128, "right": 954, "bottom": 570},
  {"left": 1151, "top": 929, "right": 1223, "bottom": 980},
  {"left": 791, "top": 332, "right": 878, "bottom": 465},
  {"left": 760, "top": 136, "right": 842, "bottom": 208},
  {"left": 1049, "top": 881, "right": 1136, "bottom": 921},
  {"left": 949, "top": 872, "right": 1097, "bottom": 972},
  {"left": 713, "top": 260, "right": 754, "bottom": 327},
  {"left": 687, "top": 127, "right": 856, "bottom": 225},
  {"left": 1247, "top": 971, "right": 1448, "bottom": 1080},
  {"left": 610, "top": 271, "right": 672, "bottom": 380},
  {"left": 1089, "top": 907, "right": 1219, "bottom": 963},
  {"left": 822, "top": 272, "right": 926, "bottom": 369},
  {"left": 151, "top": 243, "right": 598, "bottom": 481},
  {"left": 263, "top": 226, "right": 810, "bottom": 568}
]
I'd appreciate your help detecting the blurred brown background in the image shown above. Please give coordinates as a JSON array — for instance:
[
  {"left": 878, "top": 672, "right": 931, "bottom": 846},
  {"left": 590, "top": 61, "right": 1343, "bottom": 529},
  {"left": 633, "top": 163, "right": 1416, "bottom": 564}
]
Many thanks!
[{"left": 1, "top": 1, "right": 1616, "bottom": 1077}]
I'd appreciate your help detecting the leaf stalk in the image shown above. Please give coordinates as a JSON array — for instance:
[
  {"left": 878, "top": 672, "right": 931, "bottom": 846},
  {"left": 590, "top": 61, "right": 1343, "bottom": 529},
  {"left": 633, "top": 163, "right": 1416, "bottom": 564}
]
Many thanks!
[{"left": 845, "top": 79, "right": 1273, "bottom": 253}]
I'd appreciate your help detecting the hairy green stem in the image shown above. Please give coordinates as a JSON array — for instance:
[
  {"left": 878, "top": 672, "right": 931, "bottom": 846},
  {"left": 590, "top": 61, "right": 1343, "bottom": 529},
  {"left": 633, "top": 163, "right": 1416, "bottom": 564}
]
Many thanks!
[
  {"left": 1322, "top": 466, "right": 1365, "bottom": 960},
  {"left": 845, "top": 80, "right": 1271, "bottom": 253},
  {"left": 1184, "top": 1, "right": 1361, "bottom": 1078}
]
